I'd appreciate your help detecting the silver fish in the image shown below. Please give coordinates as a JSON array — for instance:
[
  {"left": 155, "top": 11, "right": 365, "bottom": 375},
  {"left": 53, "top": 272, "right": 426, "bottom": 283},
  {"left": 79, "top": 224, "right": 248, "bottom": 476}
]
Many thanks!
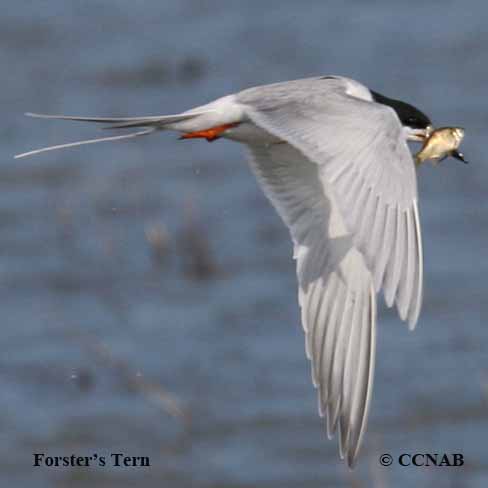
[{"left": 415, "top": 127, "right": 467, "bottom": 165}]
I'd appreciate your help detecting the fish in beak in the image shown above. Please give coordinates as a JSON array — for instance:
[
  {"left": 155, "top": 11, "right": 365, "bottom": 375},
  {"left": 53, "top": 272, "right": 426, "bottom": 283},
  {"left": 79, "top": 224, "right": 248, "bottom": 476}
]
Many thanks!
[{"left": 414, "top": 126, "right": 467, "bottom": 165}]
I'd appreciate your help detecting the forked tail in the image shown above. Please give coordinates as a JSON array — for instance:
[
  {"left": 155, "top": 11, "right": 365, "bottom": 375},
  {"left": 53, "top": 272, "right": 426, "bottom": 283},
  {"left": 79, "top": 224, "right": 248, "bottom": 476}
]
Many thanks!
[{"left": 14, "top": 110, "right": 214, "bottom": 159}]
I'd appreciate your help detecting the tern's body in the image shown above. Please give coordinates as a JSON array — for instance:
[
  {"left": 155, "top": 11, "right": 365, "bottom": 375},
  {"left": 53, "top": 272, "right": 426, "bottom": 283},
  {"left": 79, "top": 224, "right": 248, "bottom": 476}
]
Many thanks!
[{"left": 17, "top": 75, "right": 436, "bottom": 467}]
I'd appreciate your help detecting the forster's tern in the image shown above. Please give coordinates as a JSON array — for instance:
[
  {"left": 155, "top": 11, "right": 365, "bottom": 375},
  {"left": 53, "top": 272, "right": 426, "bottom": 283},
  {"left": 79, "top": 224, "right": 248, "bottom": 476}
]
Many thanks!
[{"left": 17, "top": 75, "right": 460, "bottom": 467}]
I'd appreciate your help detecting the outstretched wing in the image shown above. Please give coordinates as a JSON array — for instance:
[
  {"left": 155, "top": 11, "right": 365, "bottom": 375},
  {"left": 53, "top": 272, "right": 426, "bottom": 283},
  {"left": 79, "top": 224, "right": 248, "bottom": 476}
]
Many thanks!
[
  {"left": 247, "top": 142, "right": 376, "bottom": 467},
  {"left": 239, "top": 78, "right": 423, "bottom": 328}
]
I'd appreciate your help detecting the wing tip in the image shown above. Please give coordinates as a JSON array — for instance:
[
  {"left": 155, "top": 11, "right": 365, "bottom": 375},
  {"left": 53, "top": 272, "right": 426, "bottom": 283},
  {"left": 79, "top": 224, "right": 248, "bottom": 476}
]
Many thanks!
[
  {"left": 407, "top": 309, "right": 420, "bottom": 330},
  {"left": 346, "top": 451, "right": 358, "bottom": 469}
]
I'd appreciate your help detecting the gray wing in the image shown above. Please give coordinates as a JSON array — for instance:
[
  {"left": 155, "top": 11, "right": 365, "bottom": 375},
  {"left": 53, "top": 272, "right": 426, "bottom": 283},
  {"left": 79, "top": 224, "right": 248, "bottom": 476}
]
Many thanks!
[
  {"left": 239, "top": 77, "right": 423, "bottom": 327},
  {"left": 247, "top": 142, "right": 376, "bottom": 467}
]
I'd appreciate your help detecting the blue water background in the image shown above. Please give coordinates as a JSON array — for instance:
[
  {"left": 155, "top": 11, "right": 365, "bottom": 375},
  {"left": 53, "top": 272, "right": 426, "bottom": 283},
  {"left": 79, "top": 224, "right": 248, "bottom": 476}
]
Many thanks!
[{"left": 1, "top": 1, "right": 487, "bottom": 486}]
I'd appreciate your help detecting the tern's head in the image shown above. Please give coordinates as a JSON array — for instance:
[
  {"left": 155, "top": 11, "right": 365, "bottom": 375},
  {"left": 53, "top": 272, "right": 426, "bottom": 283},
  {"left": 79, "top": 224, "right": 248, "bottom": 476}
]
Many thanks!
[{"left": 371, "top": 90, "right": 432, "bottom": 142}]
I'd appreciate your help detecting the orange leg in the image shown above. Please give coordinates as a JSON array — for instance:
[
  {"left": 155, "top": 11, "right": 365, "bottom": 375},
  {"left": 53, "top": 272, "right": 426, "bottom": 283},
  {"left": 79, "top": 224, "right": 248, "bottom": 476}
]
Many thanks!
[{"left": 179, "top": 123, "right": 239, "bottom": 142}]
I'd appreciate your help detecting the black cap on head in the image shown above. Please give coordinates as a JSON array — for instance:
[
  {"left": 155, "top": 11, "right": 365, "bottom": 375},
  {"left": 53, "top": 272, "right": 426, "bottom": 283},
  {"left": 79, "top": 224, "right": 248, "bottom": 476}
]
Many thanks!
[{"left": 371, "top": 90, "right": 431, "bottom": 129}]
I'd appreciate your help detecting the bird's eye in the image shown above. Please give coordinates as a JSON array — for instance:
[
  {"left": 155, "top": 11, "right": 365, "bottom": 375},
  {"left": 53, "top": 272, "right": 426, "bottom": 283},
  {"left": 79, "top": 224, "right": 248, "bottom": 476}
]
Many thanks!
[{"left": 407, "top": 117, "right": 417, "bottom": 124}]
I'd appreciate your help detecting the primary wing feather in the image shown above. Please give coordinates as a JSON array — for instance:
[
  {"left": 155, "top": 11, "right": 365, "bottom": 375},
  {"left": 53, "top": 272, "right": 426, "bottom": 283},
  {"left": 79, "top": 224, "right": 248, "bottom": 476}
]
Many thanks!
[
  {"left": 247, "top": 142, "right": 376, "bottom": 467},
  {"left": 238, "top": 77, "right": 423, "bottom": 328}
]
